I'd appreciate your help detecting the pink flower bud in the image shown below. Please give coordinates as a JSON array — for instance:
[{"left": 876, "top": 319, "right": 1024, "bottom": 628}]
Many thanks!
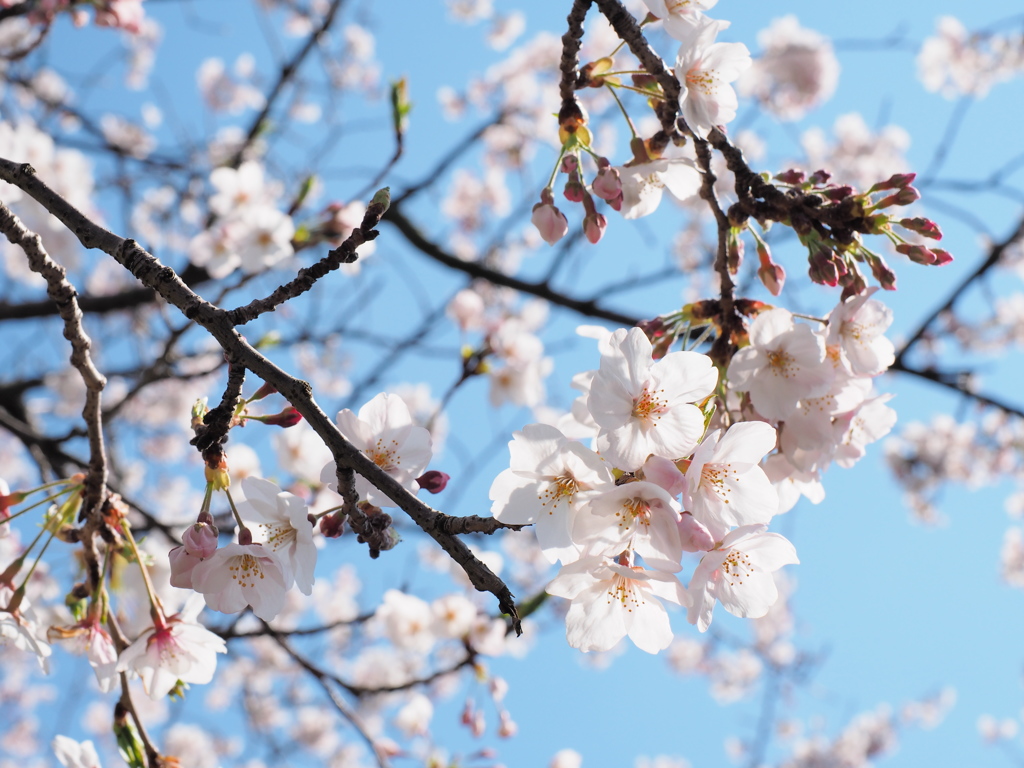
[
  {"left": 872, "top": 172, "right": 916, "bottom": 192},
  {"left": 320, "top": 512, "right": 346, "bottom": 538},
  {"left": 877, "top": 186, "right": 921, "bottom": 208},
  {"left": 808, "top": 247, "right": 845, "bottom": 286},
  {"left": 563, "top": 177, "right": 586, "bottom": 203},
  {"left": 774, "top": 168, "right": 806, "bottom": 185},
  {"left": 182, "top": 521, "right": 219, "bottom": 558},
  {"left": 931, "top": 248, "right": 954, "bottom": 266},
  {"left": 641, "top": 455, "right": 686, "bottom": 496},
  {"left": 583, "top": 211, "right": 607, "bottom": 244},
  {"left": 498, "top": 710, "right": 518, "bottom": 738},
  {"left": 678, "top": 513, "right": 714, "bottom": 552},
  {"left": 896, "top": 242, "right": 937, "bottom": 265},
  {"left": 839, "top": 267, "right": 867, "bottom": 301},
  {"left": 899, "top": 217, "right": 943, "bottom": 240},
  {"left": 415, "top": 470, "right": 450, "bottom": 494},
  {"left": 249, "top": 382, "right": 277, "bottom": 401},
  {"left": 560, "top": 154, "right": 578, "bottom": 174},
  {"left": 591, "top": 166, "right": 622, "bottom": 201},
  {"left": 808, "top": 169, "right": 831, "bottom": 185},
  {"left": 821, "top": 185, "right": 855, "bottom": 201},
  {"left": 868, "top": 253, "right": 898, "bottom": 290},
  {"left": 259, "top": 407, "right": 303, "bottom": 427},
  {"left": 727, "top": 231, "right": 744, "bottom": 275},
  {"left": 531, "top": 192, "right": 569, "bottom": 246},
  {"left": 758, "top": 260, "right": 786, "bottom": 297}
]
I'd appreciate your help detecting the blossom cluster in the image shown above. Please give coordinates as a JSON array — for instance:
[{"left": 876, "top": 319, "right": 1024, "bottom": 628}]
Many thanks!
[
  {"left": 491, "top": 288, "right": 898, "bottom": 654},
  {"left": 188, "top": 160, "right": 296, "bottom": 278},
  {"left": 530, "top": 2, "right": 751, "bottom": 244},
  {"left": 917, "top": 16, "right": 1024, "bottom": 98}
]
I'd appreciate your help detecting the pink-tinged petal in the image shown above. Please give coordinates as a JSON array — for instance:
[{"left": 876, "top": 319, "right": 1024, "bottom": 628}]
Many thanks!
[
  {"left": 191, "top": 555, "right": 233, "bottom": 595},
  {"left": 678, "top": 513, "right": 715, "bottom": 552},
  {"left": 507, "top": 423, "right": 566, "bottom": 477},
  {"left": 749, "top": 308, "right": 795, "bottom": 347},
  {"left": 620, "top": 327, "right": 655, "bottom": 390},
  {"left": 652, "top": 349, "right": 718, "bottom": 402},
  {"left": 686, "top": 579, "right": 717, "bottom": 632},
  {"left": 564, "top": 583, "right": 628, "bottom": 653},
  {"left": 634, "top": 501, "right": 683, "bottom": 572},
  {"left": 643, "top": 568, "right": 691, "bottom": 607},
  {"left": 533, "top": 501, "right": 579, "bottom": 565},
  {"left": 201, "top": 583, "right": 249, "bottom": 615},
  {"left": 547, "top": 559, "right": 601, "bottom": 600},
  {"left": 360, "top": 392, "right": 413, "bottom": 433},
  {"left": 596, "top": 420, "right": 651, "bottom": 471},
  {"left": 702, "top": 42, "right": 752, "bottom": 79},
  {"left": 646, "top": 402, "right": 706, "bottom": 460},
  {"left": 659, "top": 160, "right": 702, "bottom": 201},
  {"left": 624, "top": 592, "right": 673, "bottom": 653},
  {"left": 717, "top": 572, "right": 778, "bottom": 619},
  {"left": 642, "top": 455, "right": 686, "bottom": 496},
  {"left": 740, "top": 532, "right": 799, "bottom": 571},
  {"left": 588, "top": 368, "right": 638, "bottom": 430},
  {"left": 720, "top": 468, "right": 779, "bottom": 525},
  {"left": 725, "top": 346, "right": 763, "bottom": 389},
  {"left": 620, "top": 168, "right": 666, "bottom": 219},
  {"left": 714, "top": 421, "right": 777, "bottom": 463},
  {"left": 335, "top": 408, "right": 372, "bottom": 448}
]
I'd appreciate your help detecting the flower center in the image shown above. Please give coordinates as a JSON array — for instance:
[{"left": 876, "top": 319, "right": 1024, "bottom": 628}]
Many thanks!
[
  {"left": 368, "top": 438, "right": 400, "bottom": 472},
  {"left": 721, "top": 548, "right": 754, "bottom": 586},
  {"left": 228, "top": 553, "right": 268, "bottom": 589},
  {"left": 686, "top": 68, "right": 718, "bottom": 96},
  {"left": 538, "top": 473, "right": 578, "bottom": 513},
  {"left": 606, "top": 574, "right": 644, "bottom": 611},
  {"left": 620, "top": 497, "right": 652, "bottom": 530},
  {"left": 631, "top": 385, "right": 668, "bottom": 424},
  {"left": 766, "top": 348, "right": 795, "bottom": 377},
  {"left": 258, "top": 522, "right": 295, "bottom": 552},
  {"left": 700, "top": 464, "right": 738, "bottom": 503}
]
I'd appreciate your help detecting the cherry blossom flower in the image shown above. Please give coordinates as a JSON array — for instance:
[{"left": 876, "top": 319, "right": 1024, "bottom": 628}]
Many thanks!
[
  {"left": 826, "top": 288, "right": 895, "bottom": 377},
  {"left": 237, "top": 476, "right": 317, "bottom": 595},
  {"left": 490, "top": 423, "right": 615, "bottom": 564},
  {"left": 642, "top": 0, "right": 719, "bottom": 40},
  {"left": 0, "top": 585, "right": 51, "bottom": 672},
  {"left": 320, "top": 392, "right": 433, "bottom": 508},
  {"left": 374, "top": 589, "right": 436, "bottom": 654},
  {"left": 833, "top": 394, "right": 897, "bottom": 469},
  {"left": 778, "top": 377, "right": 869, "bottom": 463},
  {"left": 190, "top": 541, "right": 289, "bottom": 621},
  {"left": 47, "top": 615, "right": 119, "bottom": 692},
  {"left": 233, "top": 205, "right": 295, "bottom": 274},
  {"left": 617, "top": 158, "right": 701, "bottom": 219},
  {"left": 573, "top": 481, "right": 683, "bottom": 572},
  {"left": 688, "top": 524, "right": 798, "bottom": 632},
  {"left": 763, "top": 453, "right": 825, "bottom": 514},
  {"left": 547, "top": 556, "right": 690, "bottom": 654},
  {"left": 52, "top": 735, "right": 102, "bottom": 768},
  {"left": 115, "top": 596, "right": 227, "bottom": 699},
  {"left": 588, "top": 327, "right": 718, "bottom": 471},
  {"left": 917, "top": 16, "right": 1023, "bottom": 98},
  {"left": 738, "top": 15, "right": 839, "bottom": 120},
  {"left": 727, "top": 308, "right": 833, "bottom": 421},
  {"left": 684, "top": 421, "right": 779, "bottom": 536},
  {"left": 674, "top": 16, "right": 752, "bottom": 137}
]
